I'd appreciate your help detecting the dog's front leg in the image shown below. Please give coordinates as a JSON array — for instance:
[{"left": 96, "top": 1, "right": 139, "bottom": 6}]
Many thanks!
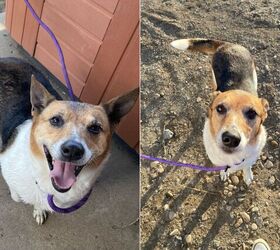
[
  {"left": 33, "top": 206, "right": 48, "bottom": 225},
  {"left": 243, "top": 166, "right": 253, "bottom": 186},
  {"left": 10, "top": 189, "right": 21, "bottom": 202},
  {"left": 220, "top": 166, "right": 234, "bottom": 182}
]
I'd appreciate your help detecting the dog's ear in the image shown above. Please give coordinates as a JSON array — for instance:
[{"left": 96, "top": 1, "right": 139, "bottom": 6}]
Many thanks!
[
  {"left": 210, "top": 91, "right": 221, "bottom": 99},
  {"left": 30, "top": 75, "right": 55, "bottom": 116},
  {"left": 207, "top": 91, "right": 221, "bottom": 118},
  {"left": 103, "top": 88, "right": 139, "bottom": 126},
  {"left": 260, "top": 98, "right": 269, "bottom": 122}
]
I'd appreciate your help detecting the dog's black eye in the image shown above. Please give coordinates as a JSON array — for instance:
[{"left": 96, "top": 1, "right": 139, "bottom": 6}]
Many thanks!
[
  {"left": 245, "top": 109, "right": 257, "bottom": 120},
  {"left": 49, "top": 115, "right": 64, "bottom": 127},
  {"left": 88, "top": 124, "right": 102, "bottom": 134},
  {"left": 216, "top": 104, "right": 227, "bottom": 114}
]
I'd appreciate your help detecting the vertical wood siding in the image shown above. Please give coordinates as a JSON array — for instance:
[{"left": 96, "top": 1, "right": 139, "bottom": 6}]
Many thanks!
[
  {"left": 10, "top": 0, "right": 26, "bottom": 44},
  {"left": 21, "top": 0, "right": 44, "bottom": 55},
  {"left": 80, "top": 0, "right": 139, "bottom": 104}
]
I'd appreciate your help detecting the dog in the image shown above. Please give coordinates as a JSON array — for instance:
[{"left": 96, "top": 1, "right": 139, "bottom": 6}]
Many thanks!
[
  {"left": 171, "top": 38, "right": 269, "bottom": 186},
  {"left": 0, "top": 57, "right": 138, "bottom": 224}
]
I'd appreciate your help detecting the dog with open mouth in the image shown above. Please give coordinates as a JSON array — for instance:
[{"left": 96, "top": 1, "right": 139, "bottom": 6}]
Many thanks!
[
  {"left": 0, "top": 57, "right": 138, "bottom": 224},
  {"left": 171, "top": 38, "right": 269, "bottom": 186}
]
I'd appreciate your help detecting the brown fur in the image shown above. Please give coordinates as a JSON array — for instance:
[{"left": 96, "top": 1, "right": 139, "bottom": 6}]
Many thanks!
[
  {"left": 186, "top": 38, "right": 225, "bottom": 54},
  {"left": 209, "top": 90, "right": 268, "bottom": 145},
  {"left": 30, "top": 101, "right": 112, "bottom": 168},
  {"left": 31, "top": 101, "right": 113, "bottom": 167},
  {"left": 29, "top": 75, "right": 138, "bottom": 171},
  {"left": 172, "top": 38, "right": 258, "bottom": 95}
]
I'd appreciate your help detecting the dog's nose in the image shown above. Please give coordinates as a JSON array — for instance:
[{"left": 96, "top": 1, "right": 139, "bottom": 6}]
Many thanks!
[
  {"left": 61, "top": 141, "right": 85, "bottom": 161},
  {"left": 222, "top": 131, "right": 241, "bottom": 148}
]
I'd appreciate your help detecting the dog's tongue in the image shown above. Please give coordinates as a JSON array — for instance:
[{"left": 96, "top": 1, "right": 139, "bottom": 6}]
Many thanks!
[{"left": 50, "top": 160, "right": 76, "bottom": 189}]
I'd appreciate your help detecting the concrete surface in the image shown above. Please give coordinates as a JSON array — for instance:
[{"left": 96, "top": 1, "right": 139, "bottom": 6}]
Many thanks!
[{"left": 0, "top": 14, "right": 139, "bottom": 250}]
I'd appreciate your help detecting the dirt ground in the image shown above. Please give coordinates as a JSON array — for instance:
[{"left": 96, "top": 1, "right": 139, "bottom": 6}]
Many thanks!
[{"left": 141, "top": 1, "right": 280, "bottom": 249}]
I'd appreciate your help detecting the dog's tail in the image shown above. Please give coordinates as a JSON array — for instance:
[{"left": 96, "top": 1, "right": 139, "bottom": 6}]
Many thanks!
[{"left": 170, "top": 38, "right": 227, "bottom": 55}]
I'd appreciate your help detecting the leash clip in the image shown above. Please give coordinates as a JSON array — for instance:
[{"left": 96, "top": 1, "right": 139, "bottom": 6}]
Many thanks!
[{"left": 225, "top": 165, "right": 231, "bottom": 172}]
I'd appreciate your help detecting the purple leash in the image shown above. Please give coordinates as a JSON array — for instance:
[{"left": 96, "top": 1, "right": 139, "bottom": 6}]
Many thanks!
[
  {"left": 25, "top": 0, "right": 91, "bottom": 213},
  {"left": 141, "top": 154, "right": 227, "bottom": 171},
  {"left": 47, "top": 189, "right": 93, "bottom": 214},
  {"left": 24, "top": 0, "right": 75, "bottom": 101}
]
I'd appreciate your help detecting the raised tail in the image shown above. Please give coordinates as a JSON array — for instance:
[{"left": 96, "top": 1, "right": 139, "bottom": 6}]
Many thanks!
[{"left": 170, "top": 38, "right": 227, "bottom": 55}]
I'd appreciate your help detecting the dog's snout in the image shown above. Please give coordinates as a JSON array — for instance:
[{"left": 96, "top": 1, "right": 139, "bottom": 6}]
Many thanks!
[
  {"left": 222, "top": 131, "right": 241, "bottom": 148},
  {"left": 61, "top": 140, "right": 85, "bottom": 161}
]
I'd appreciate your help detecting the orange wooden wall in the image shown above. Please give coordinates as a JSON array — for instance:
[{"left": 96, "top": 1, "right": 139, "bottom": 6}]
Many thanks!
[{"left": 5, "top": 0, "right": 139, "bottom": 151}]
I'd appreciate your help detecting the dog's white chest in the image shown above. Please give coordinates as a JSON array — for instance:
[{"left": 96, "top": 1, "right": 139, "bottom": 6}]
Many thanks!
[{"left": 0, "top": 120, "right": 50, "bottom": 208}]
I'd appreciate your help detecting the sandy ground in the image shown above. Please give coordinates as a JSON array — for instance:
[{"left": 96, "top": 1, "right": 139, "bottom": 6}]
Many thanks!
[
  {"left": 0, "top": 15, "right": 139, "bottom": 250},
  {"left": 141, "top": 1, "right": 280, "bottom": 249}
]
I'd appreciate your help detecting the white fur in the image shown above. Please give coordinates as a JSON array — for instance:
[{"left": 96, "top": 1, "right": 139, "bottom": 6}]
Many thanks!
[
  {"left": 170, "top": 39, "right": 190, "bottom": 51},
  {"left": 0, "top": 120, "right": 109, "bottom": 224},
  {"left": 203, "top": 118, "right": 266, "bottom": 185}
]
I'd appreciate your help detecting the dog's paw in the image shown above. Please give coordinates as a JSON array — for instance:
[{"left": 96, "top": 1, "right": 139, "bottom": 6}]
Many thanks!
[
  {"left": 243, "top": 168, "right": 253, "bottom": 186},
  {"left": 33, "top": 208, "right": 48, "bottom": 225},
  {"left": 10, "top": 190, "right": 21, "bottom": 202},
  {"left": 244, "top": 178, "right": 253, "bottom": 186},
  {"left": 220, "top": 170, "right": 229, "bottom": 182}
]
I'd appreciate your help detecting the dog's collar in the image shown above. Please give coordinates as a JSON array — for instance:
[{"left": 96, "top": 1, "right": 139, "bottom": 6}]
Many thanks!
[
  {"left": 225, "top": 158, "right": 245, "bottom": 172},
  {"left": 234, "top": 158, "right": 245, "bottom": 166},
  {"left": 225, "top": 165, "right": 231, "bottom": 172},
  {"left": 35, "top": 177, "right": 93, "bottom": 213},
  {"left": 47, "top": 188, "right": 93, "bottom": 213}
]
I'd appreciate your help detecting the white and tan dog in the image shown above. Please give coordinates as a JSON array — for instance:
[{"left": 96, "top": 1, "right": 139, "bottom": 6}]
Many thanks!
[
  {"left": 171, "top": 38, "right": 269, "bottom": 185},
  {"left": 0, "top": 58, "right": 138, "bottom": 224}
]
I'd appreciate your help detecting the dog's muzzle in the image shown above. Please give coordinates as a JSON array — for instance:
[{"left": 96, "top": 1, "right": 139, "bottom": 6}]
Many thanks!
[{"left": 43, "top": 143, "right": 87, "bottom": 193}]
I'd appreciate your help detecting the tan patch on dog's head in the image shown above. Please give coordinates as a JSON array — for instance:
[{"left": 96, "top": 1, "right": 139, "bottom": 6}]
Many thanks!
[
  {"left": 208, "top": 90, "right": 269, "bottom": 145},
  {"left": 29, "top": 76, "right": 139, "bottom": 167},
  {"left": 31, "top": 101, "right": 112, "bottom": 166}
]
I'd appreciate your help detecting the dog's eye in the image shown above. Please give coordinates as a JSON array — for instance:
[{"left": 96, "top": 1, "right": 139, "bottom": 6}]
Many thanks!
[
  {"left": 49, "top": 115, "right": 64, "bottom": 127},
  {"left": 216, "top": 104, "right": 227, "bottom": 114},
  {"left": 88, "top": 124, "right": 102, "bottom": 134},
  {"left": 245, "top": 109, "right": 257, "bottom": 120}
]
